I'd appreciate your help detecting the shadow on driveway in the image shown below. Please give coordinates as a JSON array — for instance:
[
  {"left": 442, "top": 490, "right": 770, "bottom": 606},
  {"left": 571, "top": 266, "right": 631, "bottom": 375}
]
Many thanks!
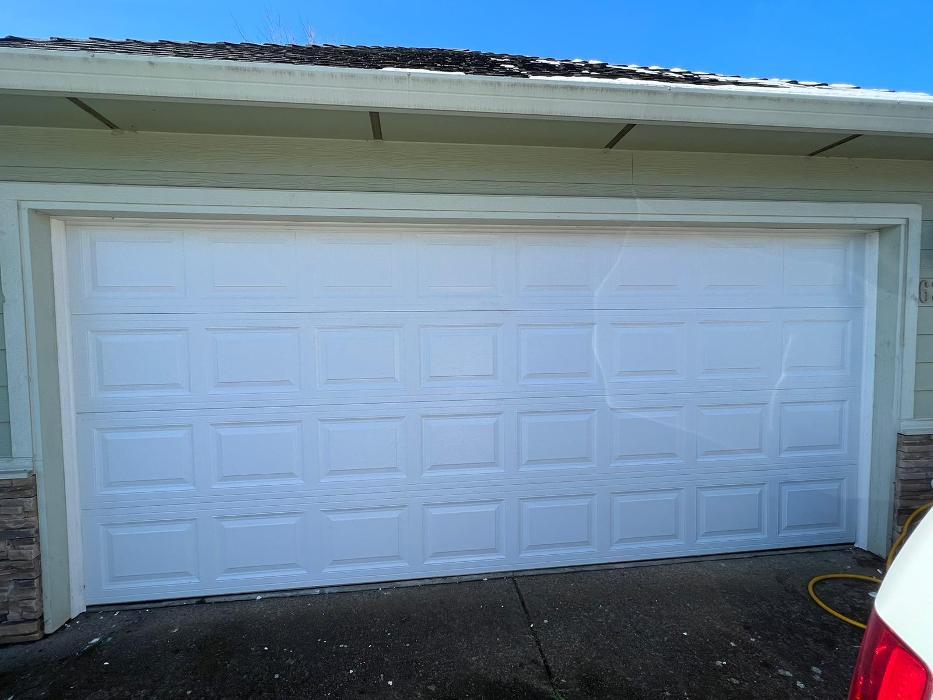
[{"left": 0, "top": 547, "right": 880, "bottom": 699}]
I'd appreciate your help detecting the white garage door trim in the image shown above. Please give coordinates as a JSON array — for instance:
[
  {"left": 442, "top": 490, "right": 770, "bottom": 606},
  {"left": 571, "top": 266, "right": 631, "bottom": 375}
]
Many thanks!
[{"left": 52, "top": 216, "right": 881, "bottom": 608}]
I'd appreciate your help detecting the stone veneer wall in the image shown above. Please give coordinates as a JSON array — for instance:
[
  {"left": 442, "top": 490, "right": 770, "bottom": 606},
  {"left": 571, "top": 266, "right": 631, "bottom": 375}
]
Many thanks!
[
  {"left": 0, "top": 475, "right": 42, "bottom": 643},
  {"left": 895, "top": 434, "right": 933, "bottom": 535}
]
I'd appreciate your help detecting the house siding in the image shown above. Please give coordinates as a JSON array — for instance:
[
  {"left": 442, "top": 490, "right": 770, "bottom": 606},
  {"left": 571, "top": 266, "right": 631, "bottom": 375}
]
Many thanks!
[
  {"left": 0, "top": 263, "right": 10, "bottom": 457},
  {"left": 914, "top": 223, "right": 933, "bottom": 417}
]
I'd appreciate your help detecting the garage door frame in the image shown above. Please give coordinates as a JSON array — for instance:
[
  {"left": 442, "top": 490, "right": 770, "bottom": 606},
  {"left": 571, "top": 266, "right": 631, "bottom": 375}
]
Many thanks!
[{"left": 0, "top": 183, "right": 919, "bottom": 632}]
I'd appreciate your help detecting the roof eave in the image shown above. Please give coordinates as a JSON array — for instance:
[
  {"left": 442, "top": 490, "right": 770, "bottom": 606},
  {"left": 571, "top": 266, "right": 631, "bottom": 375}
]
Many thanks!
[{"left": 2, "top": 46, "right": 933, "bottom": 136}]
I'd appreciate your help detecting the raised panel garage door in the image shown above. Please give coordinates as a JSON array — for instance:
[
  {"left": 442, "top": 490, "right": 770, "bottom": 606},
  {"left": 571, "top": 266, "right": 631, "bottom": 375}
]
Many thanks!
[{"left": 65, "top": 221, "right": 866, "bottom": 604}]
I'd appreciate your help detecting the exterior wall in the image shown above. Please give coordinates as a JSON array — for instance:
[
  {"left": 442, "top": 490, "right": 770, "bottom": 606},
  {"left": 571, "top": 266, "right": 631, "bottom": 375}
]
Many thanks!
[
  {"left": 895, "top": 434, "right": 933, "bottom": 533},
  {"left": 0, "top": 125, "right": 930, "bottom": 635},
  {"left": 915, "top": 228, "right": 933, "bottom": 417},
  {"left": 0, "top": 475, "right": 42, "bottom": 643},
  {"left": 0, "top": 262, "right": 10, "bottom": 456}
]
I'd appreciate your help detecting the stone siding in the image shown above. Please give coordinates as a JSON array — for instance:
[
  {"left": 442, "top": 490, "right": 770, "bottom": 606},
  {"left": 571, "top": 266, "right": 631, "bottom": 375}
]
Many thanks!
[
  {"left": 0, "top": 475, "right": 42, "bottom": 643},
  {"left": 895, "top": 434, "right": 933, "bottom": 534}
]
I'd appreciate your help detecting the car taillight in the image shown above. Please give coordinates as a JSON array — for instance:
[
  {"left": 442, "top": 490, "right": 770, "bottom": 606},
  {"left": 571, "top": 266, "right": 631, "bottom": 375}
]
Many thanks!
[{"left": 850, "top": 611, "right": 932, "bottom": 700}]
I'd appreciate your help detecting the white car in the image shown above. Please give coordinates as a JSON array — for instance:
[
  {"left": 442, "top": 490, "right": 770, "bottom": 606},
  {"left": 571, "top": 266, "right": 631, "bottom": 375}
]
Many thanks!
[{"left": 850, "top": 510, "right": 933, "bottom": 699}]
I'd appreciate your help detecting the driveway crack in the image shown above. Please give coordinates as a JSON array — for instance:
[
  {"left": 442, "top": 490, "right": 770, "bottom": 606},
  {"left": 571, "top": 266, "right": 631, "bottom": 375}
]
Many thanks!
[{"left": 511, "top": 576, "right": 563, "bottom": 699}]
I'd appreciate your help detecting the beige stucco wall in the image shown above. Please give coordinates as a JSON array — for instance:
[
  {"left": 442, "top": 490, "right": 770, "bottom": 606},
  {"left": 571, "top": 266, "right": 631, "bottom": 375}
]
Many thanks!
[{"left": 0, "top": 124, "right": 932, "bottom": 426}]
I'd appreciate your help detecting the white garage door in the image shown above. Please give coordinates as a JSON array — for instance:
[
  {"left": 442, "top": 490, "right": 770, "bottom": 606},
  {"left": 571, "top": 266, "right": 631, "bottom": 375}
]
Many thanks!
[{"left": 66, "top": 221, "right": 866, "bottom": 604}]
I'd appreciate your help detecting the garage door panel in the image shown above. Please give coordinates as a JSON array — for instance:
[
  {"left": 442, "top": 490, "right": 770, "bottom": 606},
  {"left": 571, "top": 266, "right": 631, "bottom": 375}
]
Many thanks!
[
  {"left": 209, "top": 420, "right": 308, "bottom": 488},
  {"left": 71, "top": 227, "right": 188, "bottom": 304},
  {"left": 602, "top": 311, "right": 691, "bottom": 388},
  {"left": 75, "top": 389, "right": 860, "bottom": 511},
  {"left": 416, "top": 233, "right": 510, "bottom": 299},
  {"left": 778, "top": 478, "right": 849, "bottom": 537},
  {"left": 213, "top": 511, "right": 311, "bottom": 582},
  {"left": 780, "top": 309, "right": 862, "bottom": 386},
  {"left": 86, "top": 327, "right": 192, "bottom": 399},
  {"left": 782, "top": 235, "right": 863, "bottom": 303},
  {"left": 779, "top": 399, "right": 851, "bottom": 458},
  {"left": 422, "top": 499, "right": 507, "bottom": 565},
  {"left": 422, "top": 412, "right": 505, "bottom": 476},
  {"left": 609, "top": 405, "right": 690, "bottom": 467},
  {"left": 67, "top": 225, "right": 864, "bottom": 314},
  {"left": 695, "top": 311, "right": 780, "bottom": 383},
  {"left": 206, "top": 326, "right": 304, "bottom": 395},
  {"left": 319, "top": 416, "right": 408, "bottom": 482},
  {"left": 89, "top": 424, "right": 197, "bottom": 496},
  {"left": 516, "top": 237, "right": 608, "bottom": 297},
  {"left": 192, "top": 230, "right": 302, "bottom": 300},
  {"left": 696, "top": 483, "right": 768, "bottom": 543},
  {"left": 81, "top": 466, "right": 855, "bottom": 603},
  {"left": 695, "top": 236, "right": 782, "bottom": 299},
  {"left": 420, "top": 323, "right": 506, "bottom": 387},
  {"left": 71, "top": 308, "right": 862, "bottom": 413},
  {"left": 69, "top": 222, "right": 867, "bottom": 604},
  {"left": 86, "top": 515, "right": 202, "bottom": 597}
]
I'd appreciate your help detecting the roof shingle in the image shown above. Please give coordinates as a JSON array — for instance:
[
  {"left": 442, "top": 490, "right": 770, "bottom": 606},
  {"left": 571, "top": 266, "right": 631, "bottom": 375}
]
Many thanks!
[{"left": 0, "top": 36, "right": 879, "bottom": 93}]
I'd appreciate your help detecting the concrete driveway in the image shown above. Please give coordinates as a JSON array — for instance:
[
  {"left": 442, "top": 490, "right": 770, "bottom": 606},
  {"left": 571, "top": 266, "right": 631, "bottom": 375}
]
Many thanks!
[{"left": 0, "top": 548, "right": 880, "bottom": 699}]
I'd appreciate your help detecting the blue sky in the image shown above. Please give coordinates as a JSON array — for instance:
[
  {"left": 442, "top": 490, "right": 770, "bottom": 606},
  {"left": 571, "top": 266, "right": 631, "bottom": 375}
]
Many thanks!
[{"left": 4, "top": 1, "right": 932, "bottom": 92}]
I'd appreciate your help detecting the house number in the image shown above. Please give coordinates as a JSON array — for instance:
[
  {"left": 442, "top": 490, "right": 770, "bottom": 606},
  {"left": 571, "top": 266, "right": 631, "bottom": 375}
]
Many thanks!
[{"left": 921, "top": 279, "right": 933, "bottom": 305}]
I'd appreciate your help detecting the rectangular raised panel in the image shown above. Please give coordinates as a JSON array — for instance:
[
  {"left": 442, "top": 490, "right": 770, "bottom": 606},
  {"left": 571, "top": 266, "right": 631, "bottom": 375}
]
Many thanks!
[
  {"left": 780, "top": 401, "right": 847, "bottom": 456},
  {"left": 783, "top": 239, "right": 851, "bottom": 297},
  {"left": 313, "top": 239, "right": 399, "bottom": 296},
  {"left": 96, "top": 426, "right": 195, "bottom": 494},
  {"left": 520, "top": 496, "right": 596, "bottom": 556},
  {"left": 519, "top": 324, "right": 594, "bottom": 383},
  {"left": 216, "top": 513, "right": 307, "bottom": 579},
  {"left": 697, "top": 404, "right": 767, "bottom": 460},
  {"left": 101, "top": 519, "right": 199, "bottom": 586},
  {"left": 421, "top": 325, "right": 500, "bottom": 384},
  {"left": 782, "top": 320, "right": 851, "bottom": 376},
  {"left": 697, "top": 238, "right": 774, "bottom": 294},
  {"left": 211, "top": 421, "right": 303, "bottom": 486},
  {"left": 207, "top": 235, "right": 297, "bottom": 296},
  {"left": 423, "top": 501, "right": 504, "bottom": 563},
  {"left": 611, "top": 322, "right": 686, "bottom": 382},
  {"left": 92, "top": 330, "right": 189, "bottom": 394},
  {"left": 611, "top": 490, "right": 684, "bottom": 547},
  {"left": 779, "top": 480, "right": 845, "bottom": 535},
  {"left": 612, "top": 240, "right": 688, "bottom": 293},
  {"left": 423, "top": 414, "right": 502, "bottom": 474},
  {"left": 85, "top": 233, "right": 185, "bottom": 298},
  {"left": 322, "top": 507, "right": 408, "bottom": 571},
  {"left": 418, "top": 238, "right": 498, "bottom": 296},
  {"left": 611, "top": 407, "right": 687, "bottom": 466},
  {"left": 209, "top": 328, "right": 301, "bottom": 392},
  {"left": 697, "top": 320, "right": 772, "bottom": 380},
  {"left": 317, "top": 327, "right": 402, "bottom": 386},
  {"left": 319, "top": 417, "right": 404, "bottom": 481},
  {"left": 518, "top": 242, "right": 594, "bottom": 294},
  {"left": 697, "top": 485, "right": 766, "bottom": 541},
  {"left": 519, "top": 410, "right": 596, "bottom": 470}
]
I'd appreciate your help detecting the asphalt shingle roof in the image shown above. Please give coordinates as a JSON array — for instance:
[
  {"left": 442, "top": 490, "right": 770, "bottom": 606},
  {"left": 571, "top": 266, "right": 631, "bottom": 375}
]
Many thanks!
[{"left": 0, "top": 36, "right": 881, "bottom": 93}]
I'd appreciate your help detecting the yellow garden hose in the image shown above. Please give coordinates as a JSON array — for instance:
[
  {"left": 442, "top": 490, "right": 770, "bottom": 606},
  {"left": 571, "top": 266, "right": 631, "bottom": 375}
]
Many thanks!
[{"left": 807, "top": 502, "right": 932, "bottom": 629}]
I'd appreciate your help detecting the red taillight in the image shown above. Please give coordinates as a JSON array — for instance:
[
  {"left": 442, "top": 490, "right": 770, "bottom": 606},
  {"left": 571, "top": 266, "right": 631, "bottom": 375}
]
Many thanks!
[{"left": 850, "top": 611, "right": 932, "bottom": 700}]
